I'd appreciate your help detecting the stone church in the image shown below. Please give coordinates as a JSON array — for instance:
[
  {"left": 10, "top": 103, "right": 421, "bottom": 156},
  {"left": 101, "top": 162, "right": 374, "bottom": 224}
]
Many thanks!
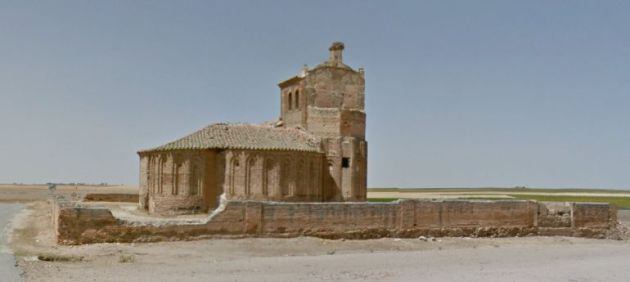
[{"left": 138, "top": 42, "right": 367, "bottom": 215}]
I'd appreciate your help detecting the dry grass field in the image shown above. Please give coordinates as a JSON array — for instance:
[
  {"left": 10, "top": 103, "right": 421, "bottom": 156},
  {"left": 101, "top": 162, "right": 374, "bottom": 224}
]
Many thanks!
[
  {"left": 0, "top": 184, "right": 137, "bottom": 203},
  {"left": 367, "top": 187, "right": 630, "bottom": 209}
]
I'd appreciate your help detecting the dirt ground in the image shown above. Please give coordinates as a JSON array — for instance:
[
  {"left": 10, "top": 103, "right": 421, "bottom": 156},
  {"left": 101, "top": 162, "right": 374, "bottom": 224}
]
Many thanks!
[
  {"left": 0, "top": 203, "right": 22, "bottom": 282},
  {"left": 3, "top": 185, "right": 630, "bottom": 281}
]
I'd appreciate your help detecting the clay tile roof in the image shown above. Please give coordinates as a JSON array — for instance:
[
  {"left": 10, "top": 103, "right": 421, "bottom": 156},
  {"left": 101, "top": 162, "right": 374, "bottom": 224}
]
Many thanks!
[{"left": 138, "top": 123, "right": 322, "bottom": 154}]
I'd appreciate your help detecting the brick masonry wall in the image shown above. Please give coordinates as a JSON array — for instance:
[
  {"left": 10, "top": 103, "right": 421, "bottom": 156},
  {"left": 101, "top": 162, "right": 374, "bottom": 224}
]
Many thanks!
[
  {"left": 223, "top": 150, "right": 327, "bottom": 202},
  {"left": 53, "top": 197, "right": 619, "bottom": 245},
  {"left": 140, "top": 150, "right": 219, "bottom": 215},
  {"left": 83, "top": 193, "right": 139, "bottom": 203},
  {"left": 572, "top": 202, "right": 617, "bottom": 229}
]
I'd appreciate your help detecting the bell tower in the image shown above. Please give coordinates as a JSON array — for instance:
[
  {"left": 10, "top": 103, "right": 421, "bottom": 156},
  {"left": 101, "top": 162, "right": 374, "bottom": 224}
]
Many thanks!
[{"left": 277, "top": 42, "right": 367, "bottom": 201}]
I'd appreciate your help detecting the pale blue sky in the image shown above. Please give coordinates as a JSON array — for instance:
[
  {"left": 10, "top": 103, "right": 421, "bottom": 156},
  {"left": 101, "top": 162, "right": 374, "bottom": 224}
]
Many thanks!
[{"left": 1, "top": 1, "right": 628, "bottom": 188}]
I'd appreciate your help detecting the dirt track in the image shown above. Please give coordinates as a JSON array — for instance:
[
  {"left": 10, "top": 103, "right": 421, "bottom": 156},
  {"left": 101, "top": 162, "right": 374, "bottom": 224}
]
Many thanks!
[{"left": 0, "top": 204, "right": 22, "bottom": 282}]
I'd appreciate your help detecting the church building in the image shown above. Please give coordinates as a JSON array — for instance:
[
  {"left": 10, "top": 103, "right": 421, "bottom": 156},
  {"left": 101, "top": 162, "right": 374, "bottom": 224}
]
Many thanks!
[{"left": 138, "top": 42, "right": 367, "bottom": 215}]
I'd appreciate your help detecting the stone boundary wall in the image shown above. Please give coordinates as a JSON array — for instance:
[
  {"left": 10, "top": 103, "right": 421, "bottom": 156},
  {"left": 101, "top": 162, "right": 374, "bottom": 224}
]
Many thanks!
[
  {"left": 52, "top": 197, "right": 619, "bottom": 245},
  {"left": 83, "top": 193, "right": 139, "bottom": 203}
]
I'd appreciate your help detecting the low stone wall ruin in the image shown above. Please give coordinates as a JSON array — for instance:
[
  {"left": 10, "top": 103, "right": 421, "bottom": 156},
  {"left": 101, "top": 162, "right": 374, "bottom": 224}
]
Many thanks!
[
  {"left": 83, "top": 193, "right": 139, "bottom": 203},
  {"left": 52, "top": 196, "right": 619, "bottom": 245}
]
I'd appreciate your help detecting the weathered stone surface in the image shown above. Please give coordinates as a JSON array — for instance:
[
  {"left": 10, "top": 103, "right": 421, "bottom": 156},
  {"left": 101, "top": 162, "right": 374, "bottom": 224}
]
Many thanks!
[
  {"left": 538, "top": 202, "right": 572, "bottom": 228},
  {"left": 53, "top": 196, "right": 619, "bottom": 245},
  {"left": 572, "top": 202, "right": 617, "bottom": 229}
]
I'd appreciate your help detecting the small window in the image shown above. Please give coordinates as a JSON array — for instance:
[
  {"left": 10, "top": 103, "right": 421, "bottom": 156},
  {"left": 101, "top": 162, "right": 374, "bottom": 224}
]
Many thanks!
[
  {"left": 295, "top": 90, "right": 300, "bottom": 109},
  {"left": 342, "top": 157, "right": 350, "bottom": 168}
]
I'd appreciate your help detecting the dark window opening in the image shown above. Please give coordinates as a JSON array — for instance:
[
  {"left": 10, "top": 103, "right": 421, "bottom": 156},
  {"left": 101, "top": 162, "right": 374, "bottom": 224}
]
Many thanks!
[
  {"left": 295, "top": 90, "right": 300, "bottom": 109},
  {"left": 288, "top": 92, "right": 293, "bottom": 110},
  {"left": 342, "top": 157, "right": 350, "bottom": 168}
]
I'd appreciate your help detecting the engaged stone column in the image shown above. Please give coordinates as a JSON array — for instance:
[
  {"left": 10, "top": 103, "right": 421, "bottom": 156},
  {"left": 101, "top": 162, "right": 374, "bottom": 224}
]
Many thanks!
[{"left": 138, "top": 155, "right": 149, "bottom": 209}]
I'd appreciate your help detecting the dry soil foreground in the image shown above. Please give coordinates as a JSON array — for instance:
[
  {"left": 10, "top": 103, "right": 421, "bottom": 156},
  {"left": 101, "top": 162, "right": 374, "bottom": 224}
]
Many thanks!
[
  {"left": 5, "top": 199, "right": 630, "bottom": 282},
  {"left": 17, "top": 236, "right": 630, "bottom": 282}
]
